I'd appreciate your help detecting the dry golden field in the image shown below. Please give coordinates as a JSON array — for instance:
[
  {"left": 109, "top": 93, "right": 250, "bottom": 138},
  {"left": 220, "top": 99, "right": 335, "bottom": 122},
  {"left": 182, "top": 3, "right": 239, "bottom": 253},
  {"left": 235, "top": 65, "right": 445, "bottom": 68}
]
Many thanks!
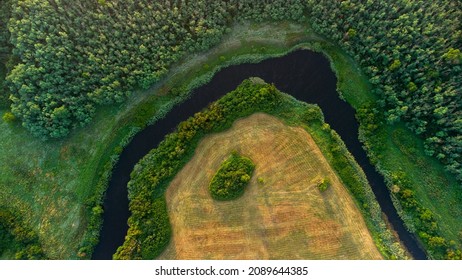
[{"left": 159, "top": 113, "right": 382, "bottom": 260}]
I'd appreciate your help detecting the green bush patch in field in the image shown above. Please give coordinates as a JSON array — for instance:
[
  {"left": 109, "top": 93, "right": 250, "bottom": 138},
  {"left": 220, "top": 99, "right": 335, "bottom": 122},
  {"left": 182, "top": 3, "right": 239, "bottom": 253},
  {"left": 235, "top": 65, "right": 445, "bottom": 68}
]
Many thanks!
[
  {"left": 0, "top": 208, "right": 45, "bottom": 259},
  {"left": 317, "top": 178, "right": 330, "bottom": 192},
  {"left": 209, "top": 152, "right": 255, "bottom": 200}
]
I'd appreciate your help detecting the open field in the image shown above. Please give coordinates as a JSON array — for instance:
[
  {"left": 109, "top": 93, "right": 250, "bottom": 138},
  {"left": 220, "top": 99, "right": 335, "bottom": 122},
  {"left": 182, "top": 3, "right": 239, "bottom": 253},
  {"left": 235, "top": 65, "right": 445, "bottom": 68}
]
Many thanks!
[{"left": 159, "top": 113, "right": 382, "bottom": 260}]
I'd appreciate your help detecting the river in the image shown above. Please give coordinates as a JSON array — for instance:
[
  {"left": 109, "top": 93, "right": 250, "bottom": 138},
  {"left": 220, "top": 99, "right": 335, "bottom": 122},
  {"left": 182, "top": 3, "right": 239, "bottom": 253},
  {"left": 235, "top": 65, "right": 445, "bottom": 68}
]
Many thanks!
[{"left": 91, "top": 50, "right": 426, "bottom": 260}]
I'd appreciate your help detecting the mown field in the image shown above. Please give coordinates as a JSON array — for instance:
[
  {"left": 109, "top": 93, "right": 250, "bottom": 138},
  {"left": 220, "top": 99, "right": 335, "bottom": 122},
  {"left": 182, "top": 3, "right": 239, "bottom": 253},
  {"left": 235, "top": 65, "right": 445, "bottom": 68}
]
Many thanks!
[{"left": 159, "top": 113, "right": 382, "bottom": 260}]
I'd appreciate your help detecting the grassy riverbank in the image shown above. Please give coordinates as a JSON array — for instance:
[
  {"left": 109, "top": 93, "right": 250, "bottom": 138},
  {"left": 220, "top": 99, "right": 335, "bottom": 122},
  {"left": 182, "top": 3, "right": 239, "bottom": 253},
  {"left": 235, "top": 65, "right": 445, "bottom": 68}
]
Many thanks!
[{"left": 0, "top": 21, "right": 459, "bottom": 259}]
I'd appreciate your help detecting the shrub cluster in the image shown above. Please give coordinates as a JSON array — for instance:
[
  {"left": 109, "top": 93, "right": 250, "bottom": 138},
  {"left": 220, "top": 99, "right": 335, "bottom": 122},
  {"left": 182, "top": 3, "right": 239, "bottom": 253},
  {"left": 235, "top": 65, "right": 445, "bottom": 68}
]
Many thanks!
[
  {"left": 209, "top": 152, "right": 255, "bottom": 201},
  {"left": 0, "top": 208, "right": 45, "bottom": 259},
  {"left": 390, "top": 172, "right": 462, "bottom": 259},
  {"left": 317, "top": 178, "right": 330, "bottom": 192}
]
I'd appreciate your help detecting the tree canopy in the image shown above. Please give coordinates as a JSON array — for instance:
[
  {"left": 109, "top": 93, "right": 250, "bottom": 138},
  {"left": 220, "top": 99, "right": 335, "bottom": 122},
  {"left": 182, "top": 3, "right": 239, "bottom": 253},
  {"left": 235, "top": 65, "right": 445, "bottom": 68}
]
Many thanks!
[
  {"left": 307, "top": 0, "right": 462, "bottom": 181},
  {"left": 209, "top": 152, "right": 255, "bottom": 200},
  {"left": 5, "top": 0, "right": 305, "bottom": 138}
]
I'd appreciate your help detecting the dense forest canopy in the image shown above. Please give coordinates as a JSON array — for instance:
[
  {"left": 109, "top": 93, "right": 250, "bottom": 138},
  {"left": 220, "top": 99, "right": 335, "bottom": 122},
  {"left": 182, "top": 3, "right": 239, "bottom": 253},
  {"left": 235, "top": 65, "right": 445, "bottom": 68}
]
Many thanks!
[
  {"left": 306, "top": 0, "right": 462, "bottom": 181},
  {"left": 4, "top": 0, "right": 304, "bottom": 138},
  {"left": 0, "top": 0, "right": 13, "bottom": 106},
  {"left": 0, "top": 0, "right": 11, "bottom": 59},
  {"left": 1, "top": 0, "right": 461, "bottom": 181},
  {"left": 0, "top": 0, "right": 11, "bottom": 63}
]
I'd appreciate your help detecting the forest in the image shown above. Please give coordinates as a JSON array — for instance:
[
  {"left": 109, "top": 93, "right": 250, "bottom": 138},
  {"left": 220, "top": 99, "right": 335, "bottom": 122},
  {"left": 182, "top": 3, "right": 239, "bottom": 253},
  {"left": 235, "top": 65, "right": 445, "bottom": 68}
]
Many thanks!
[
  {"left": 1, "top": 0, "right": 460, "bottom": 183},
  {"left": 3, "top": 0, "right": 304, "bottom": 138},
  {"left": 0, "top": 0, "right": 12, "bottom": 107},
  {"left": 306, "top": 0, "right": 462, "bottom": 181}
]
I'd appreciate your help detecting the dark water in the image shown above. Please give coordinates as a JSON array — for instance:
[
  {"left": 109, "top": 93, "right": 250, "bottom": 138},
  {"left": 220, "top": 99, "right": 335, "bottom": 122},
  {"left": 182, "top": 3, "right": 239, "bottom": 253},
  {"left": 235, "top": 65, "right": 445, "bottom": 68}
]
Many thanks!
[{"left": 92, "top": 50, "right": 427, "bottom": 260}]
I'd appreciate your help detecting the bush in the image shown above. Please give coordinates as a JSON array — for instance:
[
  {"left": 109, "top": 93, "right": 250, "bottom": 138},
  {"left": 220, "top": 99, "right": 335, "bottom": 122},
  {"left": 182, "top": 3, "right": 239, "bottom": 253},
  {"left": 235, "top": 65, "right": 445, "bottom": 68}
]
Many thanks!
[
  {"left": 0, "top": 208, "right": 46, "bottom": 259},
  {"left": 317, "top": 178, "right": 330, "bottom": 192},
  {"left": 209, "top": 152, "right": 255, "bottom": 200},
  {"left": 257, "top": 177, "right": 265, "bottom": 185},
  {"left": 2, "top": 111, "right": 15, "bottom": 123}
]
